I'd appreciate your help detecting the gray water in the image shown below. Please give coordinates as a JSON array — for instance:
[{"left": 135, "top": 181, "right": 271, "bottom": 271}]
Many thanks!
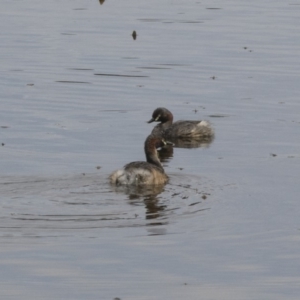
[{"left": 1, "top": 0, "right": 300, "bottom": 299}]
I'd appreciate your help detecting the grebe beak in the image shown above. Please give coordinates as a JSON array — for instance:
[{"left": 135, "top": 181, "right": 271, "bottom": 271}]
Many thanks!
[{"left": 147, "top": 114, "right": 161, "bottom": 123}]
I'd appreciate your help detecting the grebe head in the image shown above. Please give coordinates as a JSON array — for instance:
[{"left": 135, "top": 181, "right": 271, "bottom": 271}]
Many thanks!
[{"left": 147, "top": 107, "right": 173, "bottom": 124}]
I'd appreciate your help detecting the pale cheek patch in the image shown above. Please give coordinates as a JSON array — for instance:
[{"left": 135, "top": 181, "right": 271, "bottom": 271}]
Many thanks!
[{"left": 155, "top": 114, "right": 161, "bottom": 121}]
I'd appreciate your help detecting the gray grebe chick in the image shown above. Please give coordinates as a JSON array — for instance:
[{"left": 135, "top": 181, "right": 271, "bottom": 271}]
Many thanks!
[
  {"left": 110, "top": 135, "right": 168, "bottom": 186},
  {"left": 148, "top": 107, "right": 214, "bottom": 139}
]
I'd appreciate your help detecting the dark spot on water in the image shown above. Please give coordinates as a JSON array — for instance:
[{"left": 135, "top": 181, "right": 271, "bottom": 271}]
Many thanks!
[
  {"left": 211, "top": 76, "right": 216, "bottom": 79},
  {"left": 1, "top": 126, "right": 9, "bottom": 129},
  {"left": 1, "top": 143, "right": 5, "bottom": 146},
  {"left": 244, "top": 47, "right": 248, "bottom": 49},
  {"left": 189, "top": 201, "right": 201, "bottom": 206},
  {"left": 27, "top": 83, "right": 34, "bottom": 86},
  {"left": 209, "top": 115, "right": 228, "bottom": 118},
  {"left": 193, "top": 109, "right": 198, "bottom": 113},
  {"left": 271, "top": 153, "right": 277, "bottom": 157},
  {"left": 172, "top": 193, "right": 180, "bottom": 196},
  {"left": 96, "top": 166, "right": 101, "bottom": 170},
  {"left": 99, "top": 0, "right": 105, "bottom": 4},
  {"left": 82, "top": 173, "right": 86, "bottom": 176},
  {"left": 132, "top": 30, "right": 137, "bottom": 40},
  {"left": 202, "top": 195, "right": 207, "bottom": 199},
  {"left": 178, "top": 168, "right": 183, "bottom": 170}
]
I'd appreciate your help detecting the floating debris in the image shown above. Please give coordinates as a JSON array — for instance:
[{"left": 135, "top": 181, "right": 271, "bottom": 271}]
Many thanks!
[
  {"left": 132, "top": 30, "right": 137, "bottom": 40},
  {"left": 99, "top": 0, "right": 105, "bottom": 4}
]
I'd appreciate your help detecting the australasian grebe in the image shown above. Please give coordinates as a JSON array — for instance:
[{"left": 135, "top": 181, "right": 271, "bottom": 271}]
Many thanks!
[
  {"left": 148, "top": 107, "right": 214, "bottom": 139},
  {"left": 110, "top": 134, "right": 168, "bottom": 186}
]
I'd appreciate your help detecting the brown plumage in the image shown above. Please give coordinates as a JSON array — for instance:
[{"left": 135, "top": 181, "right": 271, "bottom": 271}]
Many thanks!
[
  {"left": 110, "top": 135, "right": 168, "bottom": 186},
  {"left": 148, "top": 107, "right": 214, "bottom": 139}
]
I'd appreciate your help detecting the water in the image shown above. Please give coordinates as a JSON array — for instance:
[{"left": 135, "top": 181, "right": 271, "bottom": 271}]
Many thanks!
[{"left": 1, "top": 0, "right": 300, "bottom": 299}]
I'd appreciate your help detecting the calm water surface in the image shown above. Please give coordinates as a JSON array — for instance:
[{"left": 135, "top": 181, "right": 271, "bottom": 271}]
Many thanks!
[{"left": 1, "top": 0, "right": 300, "bottom": 299}]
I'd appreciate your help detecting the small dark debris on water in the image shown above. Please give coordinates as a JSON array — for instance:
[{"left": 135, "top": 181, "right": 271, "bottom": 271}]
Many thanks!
[
  {"left": 189, "top": 201, "right": 201, "bottom": 206},
  {"left": 270, "top": 153, "right": 277, "bottom": 157},
  {"left": 1, "top": 143, "right": 4, "bottom": 146},
  {"left": 209, "top": 114, "right": 226, "bottom": 118},
  {"left": 172, "top": 193, "right": 180, "bottom": 196},
  {"left": 244, "top": 47, "right": 248, "bottom": 49},
  {"left": 211, "top": 76, "right": 216, "bottom": 80},
  {"left": 132, "top": 30, "right": 137, "bottom": 40},
  {"left": 96, "top": 166, "right": 101, "bottom": 170},
  {"left": 202, "top": 195, "right": 207, "bottom": 200},
  {"left": 113, "top": 298, "right": 121, "bottom": 300},
  {"left": 99, "top": 0, "right": 105, "bottom": 4},
  {"left": 178, "top": 167, "right": 184, "bottom": 170},
  {"left": 184, "top": 282, "right": 188, "bottom": 285},
  {"left": 27, "top": 83, "right": 34, "bottom": 86},
  {"left": 82, "top": 173, "right": 86, "bottom": 176},
  {"left": 193, "top": 109, "right": 198, "bottom": 113},
  {"left": 1, "top": 126, "right": 9, "bottom": 129}
]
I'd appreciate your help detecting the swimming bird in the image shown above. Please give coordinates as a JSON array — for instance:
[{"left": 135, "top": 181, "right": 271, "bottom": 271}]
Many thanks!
[
  {"left": 148, "top": 107, "right": 214, "bottom": 139},
  {"left": 110, "top": 135, "right": 169, "bottom": 186}
]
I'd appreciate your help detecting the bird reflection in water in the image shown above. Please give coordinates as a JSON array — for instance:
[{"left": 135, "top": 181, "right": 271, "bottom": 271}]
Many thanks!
[
  {"left": 158, "top": 135, "right": 215, "bottom": 153},
  {"left": 171, "top": 135, "right": 215, "bottom": 149},
  {"left": 128, "top": 194, "right": 167, "bottom": 223},
  {"left": 112, "top": 184, "right": 168, "bottom": 223},
  {"left": 111, "top": 183, "right": 165, "bottom": 198},
  {"left": 157, "top": 144, "right": 173, "bottom": 163}
]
